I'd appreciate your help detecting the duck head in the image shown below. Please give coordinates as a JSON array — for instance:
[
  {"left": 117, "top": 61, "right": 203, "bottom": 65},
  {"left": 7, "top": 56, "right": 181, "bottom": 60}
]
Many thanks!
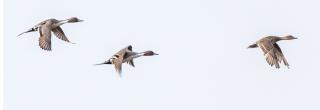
[
  {"left": 284, "top": 35, "right": 298, "bottom": 40},
  {"left": 143, "top": 51, "right": 159, "bottom": 56},
  {"left": 67, "top": 17, "right": 84, "bottom": 23}
]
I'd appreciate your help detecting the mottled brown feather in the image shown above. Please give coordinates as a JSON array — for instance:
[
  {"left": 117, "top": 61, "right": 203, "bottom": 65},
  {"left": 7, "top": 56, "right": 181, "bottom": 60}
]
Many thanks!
[
  {"left": 111, "top": 45, "right": 132, "bottom": 74},
  {"left": 258, "top": 38, "right": 280, "bottom": 68},
  {"left": 38, "top": 24, "right": 52, "bottom": 51}
]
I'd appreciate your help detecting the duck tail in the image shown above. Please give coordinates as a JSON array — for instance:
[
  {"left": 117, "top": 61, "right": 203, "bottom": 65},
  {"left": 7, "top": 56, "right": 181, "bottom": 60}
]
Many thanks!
[
  {"left": 17, "top": 28, "right": 37, "bottom": 37},
  {"left": 94, "top": 60, "right": 112, "bottom": 65},
  {"left": 248, "top": 43, "right": 258, "bottom": 48}
]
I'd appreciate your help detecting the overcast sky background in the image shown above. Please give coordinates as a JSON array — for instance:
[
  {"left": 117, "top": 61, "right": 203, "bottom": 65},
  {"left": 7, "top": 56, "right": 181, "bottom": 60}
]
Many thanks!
[{"left": 4, "top": 0, "right": 320, "bottom": 110}]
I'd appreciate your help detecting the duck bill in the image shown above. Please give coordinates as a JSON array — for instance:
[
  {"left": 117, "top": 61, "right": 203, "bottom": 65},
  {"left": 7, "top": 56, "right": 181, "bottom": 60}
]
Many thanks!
[
  {"left": 154, "top": 53, "right": 159, "bottom": 55},
  {"left": 79, "top": 19, "right": 84, "bottom": 22}
]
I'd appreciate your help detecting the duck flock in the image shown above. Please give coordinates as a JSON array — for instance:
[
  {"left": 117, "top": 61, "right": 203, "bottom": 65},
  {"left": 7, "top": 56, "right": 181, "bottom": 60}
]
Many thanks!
[{"left": 17, "top": 17, "right": 297, "bottom": 77}]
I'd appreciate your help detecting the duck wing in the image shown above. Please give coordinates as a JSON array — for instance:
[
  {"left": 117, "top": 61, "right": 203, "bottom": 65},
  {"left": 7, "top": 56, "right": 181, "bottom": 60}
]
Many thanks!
[
  {"left": 273, "top": 43, "right": 289, "bottom": 68},
  {"left": 112, "top": 45, "right": 134, "bottom": 75},
  {"left": 52, "top": 26, "right": 72, "bottom": 43},
  {"left": 38, "top": 24, "right": 52, "bottom": 51},
  {"left": 113, "top": 58, "right": 123, "bottom": 76},
  {"left": 258, "top": 40, "right": 280, "bottom": 68},
  {"left": 123, "top": 52, "right": 135, "bottom": 67},
  {"left": 115, "top": 45, "right": 132, "bottom": 55},
  {"left": 123, "top": 45, "right": 135, "bottom": 67},
  {"left": 127, "top": 60, "right": 135, "bottom": 67}
]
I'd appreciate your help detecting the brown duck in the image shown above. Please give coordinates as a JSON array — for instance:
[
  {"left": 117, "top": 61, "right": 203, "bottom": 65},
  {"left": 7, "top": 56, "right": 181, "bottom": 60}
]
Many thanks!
[
  {"left": 95, "top": 45, "right": 158, "bottom": 76},
  {"left": 248, "top": 35, "right": 297, "bottom": 68},
  {"left": 18, "top": 17, "right": 83, "bottom": 51}
]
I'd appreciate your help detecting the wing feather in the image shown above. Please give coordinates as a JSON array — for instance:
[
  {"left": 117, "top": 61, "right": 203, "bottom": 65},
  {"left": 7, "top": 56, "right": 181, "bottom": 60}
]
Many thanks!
[
  {"left": 127, "top": 60, "right": 135, "bottom": 67},
  {"left": 258, "top": 39, "right": 280, "bottom": 68},
  {"left": 52, "top": 26, "right": 72, "bottom": 43},
  {"left": 274, "top": 43, "right": 289, "bottom": 67},
  {"left": 38, "top": 25, "right": 52, "bottom": 51}
]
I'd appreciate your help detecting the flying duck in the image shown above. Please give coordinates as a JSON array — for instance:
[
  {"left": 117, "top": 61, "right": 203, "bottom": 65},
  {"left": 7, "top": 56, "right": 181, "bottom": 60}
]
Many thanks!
[
  {"left": 95, "top": 45, "right": 158, "bottom": 76},
  {"left": 18, "top": 17, "right": 83, "bottom": 51},
  {"left": 248, "top": 35, "right": 297, "bottom": 68}
]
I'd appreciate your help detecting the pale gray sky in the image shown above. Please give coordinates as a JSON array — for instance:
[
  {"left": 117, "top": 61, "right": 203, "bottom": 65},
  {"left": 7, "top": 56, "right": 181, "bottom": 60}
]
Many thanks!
[{"left": 4, "top": 0, "right": 320, "bottom": 110}]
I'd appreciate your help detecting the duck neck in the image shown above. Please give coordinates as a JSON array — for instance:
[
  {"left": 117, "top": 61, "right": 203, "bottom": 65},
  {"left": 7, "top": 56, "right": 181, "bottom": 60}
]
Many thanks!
[
  {"left": 279, "top": 36, "right": 293, "bottom": 40},
  {"left": 133, "top": 52, "right": 145, "bottom": 58},
  {"left": 56, "top": 20, "right": 69, "bottom": 26}
]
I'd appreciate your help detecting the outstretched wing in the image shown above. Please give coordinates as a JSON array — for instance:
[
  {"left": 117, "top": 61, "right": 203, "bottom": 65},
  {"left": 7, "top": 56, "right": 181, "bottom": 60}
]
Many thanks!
[
  {"left": 113, "top": 59, "right": 123, "bottom": 76},
  {"left": 112, "top": 45, "right": 134, "bottom": 75},
  {"left": 258, "top": 40, "right": 280, "bottom": 68},
  {"left": 265, "top": 49, "right": 280, "bottom": 68},
  {"left": 38, "top": 25, "right": 52, "bottom": 51},
  {"left": 274, "top": 43, "right": 289, "bottom": 68},
  {"left": 52, "top": 26, "right": 72, "bottom": 43},
  {"left": 115, "top": 45, "right": 133, "bottom": 55},
  {"left": 127, "top": 60, "right": 135, "bottom": 67}
]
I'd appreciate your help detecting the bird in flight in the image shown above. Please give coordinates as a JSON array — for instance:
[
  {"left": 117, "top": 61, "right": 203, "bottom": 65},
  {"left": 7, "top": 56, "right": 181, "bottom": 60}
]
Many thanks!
[
  {"left": 18, "top": 17, "right": 83, "bottom": 51},
  {"left": 95, "top": 45, "right": 158, "bottom": 77},
  {"left": 248, "top": 35, "right": 297, "bottom": 68}
]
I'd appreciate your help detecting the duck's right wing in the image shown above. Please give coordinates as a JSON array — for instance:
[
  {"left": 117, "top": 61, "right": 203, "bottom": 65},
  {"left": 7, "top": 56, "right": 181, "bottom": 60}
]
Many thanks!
[{"left": 38, "top": 25, "right": 52, "bottom": 51}]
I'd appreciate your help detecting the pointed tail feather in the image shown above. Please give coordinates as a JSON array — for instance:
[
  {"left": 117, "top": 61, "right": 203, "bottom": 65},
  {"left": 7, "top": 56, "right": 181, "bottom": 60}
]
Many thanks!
[
  {"left": 94, "top": 61, "right": 111, "bottom": 65},
  {"left": 94, "top": 63, "right": 106, "bottom": 65},
  {"left": 248, "top": 43, "right": 258, "bottom": 48},
  {"left": 17, "top": 28, "right": 37, "bottom": 36}
]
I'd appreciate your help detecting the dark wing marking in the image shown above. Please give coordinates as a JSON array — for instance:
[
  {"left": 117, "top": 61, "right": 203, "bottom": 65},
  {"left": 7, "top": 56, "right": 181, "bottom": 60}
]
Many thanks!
[
  {"left": 127, "top": 60, "right": 135, "bottom": 67},
  {"left": 127, "top": 45, "right": 132, "bottom": 51}
]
